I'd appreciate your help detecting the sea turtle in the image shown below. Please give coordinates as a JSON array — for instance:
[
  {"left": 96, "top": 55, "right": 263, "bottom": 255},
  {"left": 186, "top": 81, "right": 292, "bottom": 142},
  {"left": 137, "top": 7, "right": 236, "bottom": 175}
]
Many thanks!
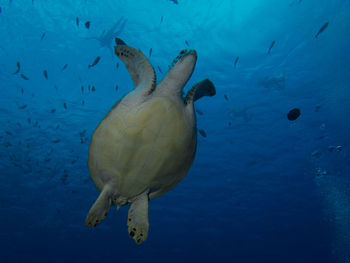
[{"left": 85, "top": 40, "right": 216, "bottom": 244}]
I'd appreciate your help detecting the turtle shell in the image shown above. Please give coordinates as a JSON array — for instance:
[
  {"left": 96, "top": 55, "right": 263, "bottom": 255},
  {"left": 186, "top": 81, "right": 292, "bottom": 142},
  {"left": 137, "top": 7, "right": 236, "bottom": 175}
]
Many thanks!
[{"left": 88, "top": 95, "right": 196, "bottom": 201}]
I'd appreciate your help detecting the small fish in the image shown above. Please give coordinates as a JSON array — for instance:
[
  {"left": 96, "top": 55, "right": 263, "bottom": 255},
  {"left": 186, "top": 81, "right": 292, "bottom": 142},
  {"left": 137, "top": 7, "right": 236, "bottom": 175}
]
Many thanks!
[
  {"left": 40, "top": 32, "right": 45, "bottom": 40},
  {"left": 81, "top": 85, "right": 84, "bottom": 93},
  {"left": 116, "top": 62, "right": 119, "bottom": 68},
  {"left": 51, "top": 108, "right": 56, "bottom": 113},
  {"left": 13, "top": 61, "right": 20, "bottom": 74},
  {"left": 91, "top": 86, "right": 96, "bottom": 92},
  {"left": 157, "top": 66, "right": 162, "bottom": 73},
  {"left": 267, "top": 40, "right": 276, "bottom": 54},
  {"left": 20, "top": 88, "right": 24, "bottom": 94},
  {"left": 196, "top": 109, "right": 203, "bottom": 115},
  {"left": 185, "top": 40, "right": 189, "bottom": 46},
  {"left": 54, "top": 85, "right": 58, "bottom": 91},
  {"left": 224, "top": 94, "right": 229, "bottom": 101},
  {"left": 0, "top": 7, "right": 2, "bottom": 13},
  {"left": 315, "top": 22, "right": 329, "bottom": 39},
  {"left": 43, "top": 70, "right": 48, "bottom": 79},
  {"left": 63, "top": 102, "right": 67, "bottom": 109},
  {"left": 198, "top": 129, "right": 207, "bottom": 138},
  {"left": 82, "top": 100, "right": 85, "bottom": 105},
  {"left": 85, "top": 21, "right": 90, "bottom": 29},
  {"left": 80, "top": 138, "right": 84, "bottom": 144},
  {"left": 52, "top": 139, "right": 60, "bottom": 143},
  {"left": 115, "top": 37, "right": 126, "bottom": 45},
  {"left": 234, "top": 56, "right": 239, "bottom": 68},
  {"left": 79, "top": 130, "right": 86, "bottom": 137},
  {"left": 18, "top": 104, "right": 27, "bottom": 109},
  {"left": 56, "top": 124, "right": 60, "bottom": 129},
  {"left": 115, "top": 85, "right": 119, "bottom": 91},
  {"left": 160, "top": 16, "right": 164, "bottom": 24},
  {"left": 61, "top": 64, "right": 68, "bottom": 71},
  {"left": 149, "top": 48, "right": 152, "bottom": 56},
  {"left": 27, "top": 118, "right": 31, "bottom": 124},
  {"left": 76, "top": 17, "right": 79, "bottom": 26},
  {"left": 287, "top": 108, "right": 301, "bottom": 121},
  {"left": 88, "top": 84, "right": 91, "bottom": 91},
  {"left": 88, "top": 56, "right": 100, "bottom": 68},
  {"left": 5, "top": 130, "right": 12, "bottom": 135},
  {"left": 170, "top": 0, "right": 179, "bottom": 4},
  {"left": 20, "top": 73, "right": 29, "bottom": 80}
]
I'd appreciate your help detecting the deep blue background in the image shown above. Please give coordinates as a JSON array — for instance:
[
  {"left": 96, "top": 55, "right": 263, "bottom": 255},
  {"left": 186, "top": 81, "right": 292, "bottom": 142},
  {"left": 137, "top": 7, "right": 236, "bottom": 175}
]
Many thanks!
[{"left": 1, "top": 0, "right": 350, "bottom": 262}]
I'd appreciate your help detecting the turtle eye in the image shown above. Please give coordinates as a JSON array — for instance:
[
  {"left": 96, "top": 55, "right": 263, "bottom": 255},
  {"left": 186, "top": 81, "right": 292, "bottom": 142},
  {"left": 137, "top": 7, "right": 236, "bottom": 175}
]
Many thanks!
[{"left": 180, "top": 49, "right": 187, "bottom": 55}]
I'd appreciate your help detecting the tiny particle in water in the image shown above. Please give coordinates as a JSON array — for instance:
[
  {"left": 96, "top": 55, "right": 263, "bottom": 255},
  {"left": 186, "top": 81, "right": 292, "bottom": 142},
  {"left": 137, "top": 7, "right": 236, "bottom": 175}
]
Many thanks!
[
  {"left": 198, "top": 129, "right": 207, "bottom": 138},
  {"left": 85, "top": 21, "right": 90, "bottom": 29},
  {"left": 287, "top": 108, "right": 300, "bottom": 121},
  {"left": 51, "top": 108, "right": 56, "bottom": 113},
  {"left": 224, "top": 94, "right": 229, "bottom": 101}
]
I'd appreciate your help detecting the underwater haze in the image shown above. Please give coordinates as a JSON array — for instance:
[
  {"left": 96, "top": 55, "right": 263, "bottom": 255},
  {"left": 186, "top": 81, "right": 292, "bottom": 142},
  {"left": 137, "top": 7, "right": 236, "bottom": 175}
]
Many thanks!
[{"left": 1, "top": 0, "right": 350, "bottom": 262}]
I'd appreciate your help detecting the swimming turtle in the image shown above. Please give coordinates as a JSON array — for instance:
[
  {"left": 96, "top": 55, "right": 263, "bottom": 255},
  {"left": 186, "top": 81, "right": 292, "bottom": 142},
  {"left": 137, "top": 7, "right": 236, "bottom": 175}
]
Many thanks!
[{"left": 85, "top": 40, "right": 216, "bottom": 244}]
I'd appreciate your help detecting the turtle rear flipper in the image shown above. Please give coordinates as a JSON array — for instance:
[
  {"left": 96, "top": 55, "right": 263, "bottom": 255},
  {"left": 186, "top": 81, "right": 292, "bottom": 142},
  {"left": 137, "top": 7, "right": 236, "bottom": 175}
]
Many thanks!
[
  {"left": 185, "top": 78, "right": 216, "bottom": 105},
  {"left": 127, "top": 191, "right": 149, "bottom": 244},
  {"left": 114, "top": 45, "right": 156, "bottom": 95}
]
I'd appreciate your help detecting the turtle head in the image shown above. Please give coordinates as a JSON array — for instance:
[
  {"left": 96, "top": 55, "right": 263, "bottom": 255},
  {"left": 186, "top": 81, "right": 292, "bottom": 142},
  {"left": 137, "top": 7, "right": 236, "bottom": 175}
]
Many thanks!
[{"left": 165, "top": 49, "right": 197, "bottom": 91}]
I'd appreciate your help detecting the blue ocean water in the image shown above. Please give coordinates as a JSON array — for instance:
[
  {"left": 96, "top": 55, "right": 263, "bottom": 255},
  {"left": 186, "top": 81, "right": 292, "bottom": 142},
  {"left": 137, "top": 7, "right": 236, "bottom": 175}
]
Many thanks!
[{"left": 1, "top": 0, "right": 350, "bottom": 262}]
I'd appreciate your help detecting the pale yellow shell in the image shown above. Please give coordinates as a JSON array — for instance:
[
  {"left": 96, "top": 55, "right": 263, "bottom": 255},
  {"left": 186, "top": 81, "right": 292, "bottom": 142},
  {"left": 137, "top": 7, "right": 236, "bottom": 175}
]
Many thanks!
[{"left": 88, "top": 95, "right": 196, "bottom": 201}]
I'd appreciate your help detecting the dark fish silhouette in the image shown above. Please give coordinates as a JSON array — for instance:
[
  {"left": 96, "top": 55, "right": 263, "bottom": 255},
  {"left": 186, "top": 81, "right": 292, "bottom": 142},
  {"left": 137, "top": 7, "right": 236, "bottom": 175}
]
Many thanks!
[
  {"left": 234, "top": 56, "right": 239, "bottom": 68},
  {"left": 43, "top": 70, "right": 48, "bottom": 79},
  {"left": 20, "top": 88, "right": 24, "bottom": 94},
  {"left": 27, "top": 118, "right": 31, "bottom": 124},
  {"left": 53, "top": 139, "right": 60, "bottom": 143},
  {"left": 41, "top": 32, "right": 45, "bottom": 40},
  {"left": 160, "top": 16, "right": 164, "bottom": 23},
  {"left": 13, "top": 61, "right": 20, "bottom": 74},
  {"left": 315, "top": 22, "right": 329, "bottom": 38},
  {"left": 115, "top": 37, "right": 126, "bottom": 45},
  {"left": 0, "top": 7, "right": 2, "bottom": 13},
  {"left": 149, "top": 48, "right": 152, "bottom": 56},
  {"left": 185, "top": 40, "right": 189, "bottom": 46},
  {"left": 61, "top": 64, "right": 68, "bottom": 71},
  {"left": 196, "top": 109, "right": 203, "bottom": 115},
  {"left": 76, "top": 17, "right": 79, "bottom": 26},
  {"left": 63, "top": 103, "right": 67, "bottom": 109},
  {"left": 115, "top": 85, "right": 118, "bottom": 91},
  {"left": 18, "top": 104, "right": 27, "bottom": 109},
  {"left": 88, "top": 84, "right": 91, "bottom": 91},
  {"left": 51, "top": 108, "right": 56, "bottom": 113},
  {"left": 85, "top": 21, "right": 90, "bottom": 29},
  {"left": 169, "top": 0, "right": 179, "bottom": 4},
  {"left": 157, "top": 66, "right": 162, "bottom": 73},
  {"left": 20, "top": 73, "right": 29, "bottom": 80},
  {"left": 81, "top": 85, "right": 84, "bottom": 93},
  {"left": 224, "top": 94, "right": 229, "bottom": 101},
  {"left": 198, "top": 129, "right": 207, "bottom": 138},
  {"left": 116, "top": 62, "right": 119, "bottom": 68},
  {"left": 267, "top": 40, "right": 276, "bottom": 54},
  {"left": 88, "top": 56, "right": 100, "bottom": 68},
  {"left": 91, "top": 86, "right": 96, "bottom": 92},
  {"left": 287, "top": 108, "right": 301, "bottom": 121}
]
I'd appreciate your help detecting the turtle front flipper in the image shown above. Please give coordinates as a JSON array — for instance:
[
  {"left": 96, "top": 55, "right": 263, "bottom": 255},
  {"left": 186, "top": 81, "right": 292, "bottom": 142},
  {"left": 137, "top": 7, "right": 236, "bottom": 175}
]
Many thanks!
[
  {"left": 127, "top": 191, "right": 149, "bottom": 244},
  {"left": 185, "top": 78, "right": 216, "bottom": 105},
  {"left": 114, "top": 44, "right": 156, "bottom": 95},
  {"left": 85, "top": 184, "right": 113, "bottom": 227}
]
